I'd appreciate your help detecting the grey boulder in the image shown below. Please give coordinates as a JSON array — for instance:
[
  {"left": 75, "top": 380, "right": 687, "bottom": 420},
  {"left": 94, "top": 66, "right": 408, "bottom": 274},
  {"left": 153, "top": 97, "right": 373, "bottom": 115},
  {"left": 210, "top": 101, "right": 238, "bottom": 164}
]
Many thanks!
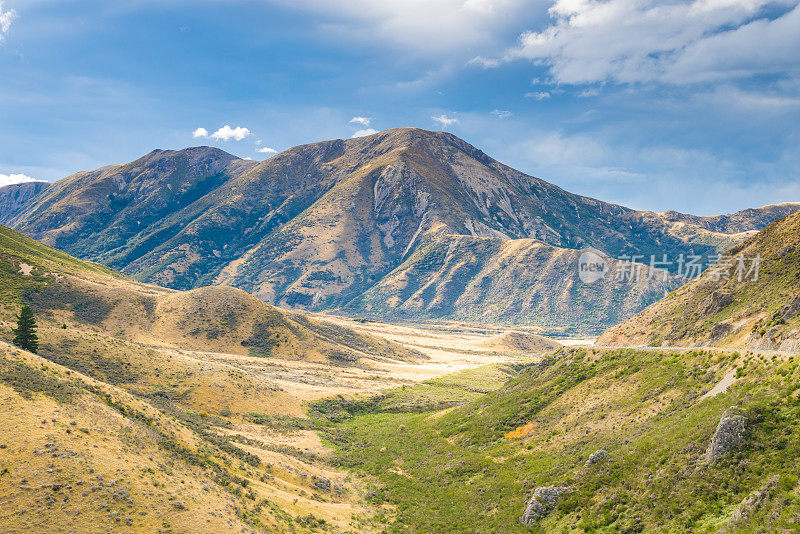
[{"left": 521, "top": 486, "right": 571, "bottom": 524}]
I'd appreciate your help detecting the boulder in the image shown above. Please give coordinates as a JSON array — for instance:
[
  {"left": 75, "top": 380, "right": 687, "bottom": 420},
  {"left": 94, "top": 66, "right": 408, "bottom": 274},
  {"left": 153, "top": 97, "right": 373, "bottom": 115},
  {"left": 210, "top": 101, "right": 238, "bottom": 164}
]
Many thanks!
[
  {"left": 704, "top": 407, "right": 746, "bottom": 463},
  {"left": 585, "top": 449, "right": 609, "bottom": 467},
  {"left": 722, "top": 475, "right": 779, "bottom": 531},
  {"left": 520, "top": 486, "right": 571, "bottom": 524}
]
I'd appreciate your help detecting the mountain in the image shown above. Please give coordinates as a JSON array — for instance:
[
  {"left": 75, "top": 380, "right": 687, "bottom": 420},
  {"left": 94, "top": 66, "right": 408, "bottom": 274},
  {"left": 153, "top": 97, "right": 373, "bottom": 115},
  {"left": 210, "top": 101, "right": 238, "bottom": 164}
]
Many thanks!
[
  {"left": 0, "top": 180, "right": 50, "bottom": 222},
  {"left": 6, "top": 128, "right": 799, "bottom": 332},
  {"left": 597, "top": 210, "right": 800, "bottom": 350}
]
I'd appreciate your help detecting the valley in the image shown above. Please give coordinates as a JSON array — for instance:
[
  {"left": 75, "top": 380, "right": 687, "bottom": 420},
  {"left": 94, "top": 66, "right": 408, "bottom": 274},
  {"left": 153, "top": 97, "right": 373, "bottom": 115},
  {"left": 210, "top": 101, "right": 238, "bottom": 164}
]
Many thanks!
[
  {"left": 3, "top": 0, "right": 799, "bottom": 531},
  {"left": 1, "top": 131, "right": 799, "bottom": 534},
  {"left": 0, "top": 223, "right": 555, "bottom": 532}
]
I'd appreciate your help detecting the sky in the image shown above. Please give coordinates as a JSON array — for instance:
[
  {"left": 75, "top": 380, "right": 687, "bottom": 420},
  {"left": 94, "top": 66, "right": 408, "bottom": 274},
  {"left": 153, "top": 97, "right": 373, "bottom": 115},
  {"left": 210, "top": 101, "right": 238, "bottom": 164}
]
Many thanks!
[{"left": 0, "top": 0, "right": 798, "bottom": 215}]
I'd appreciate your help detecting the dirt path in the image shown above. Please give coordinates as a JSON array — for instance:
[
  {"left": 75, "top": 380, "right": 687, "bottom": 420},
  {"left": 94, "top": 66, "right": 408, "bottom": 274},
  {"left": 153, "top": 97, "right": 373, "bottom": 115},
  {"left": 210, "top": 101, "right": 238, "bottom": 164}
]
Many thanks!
[{"left": 699, "top": 369, "right": 738, "bottom": 401}]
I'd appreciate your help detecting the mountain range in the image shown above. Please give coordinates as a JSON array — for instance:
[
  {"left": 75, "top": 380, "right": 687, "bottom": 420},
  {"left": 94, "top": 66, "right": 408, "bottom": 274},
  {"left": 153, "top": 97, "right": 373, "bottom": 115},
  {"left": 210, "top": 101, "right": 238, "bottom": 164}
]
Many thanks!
[
  {"left": 3, "top": 129, "right": 800, "bottom": 532},
  {"left": 2, "top": 127, "right": 798, "bottom": 333}
]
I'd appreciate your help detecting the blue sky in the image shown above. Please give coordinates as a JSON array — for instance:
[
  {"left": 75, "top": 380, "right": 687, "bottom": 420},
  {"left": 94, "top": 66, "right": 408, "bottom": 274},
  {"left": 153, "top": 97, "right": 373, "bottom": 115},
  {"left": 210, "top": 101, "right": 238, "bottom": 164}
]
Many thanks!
[{"left": 0, "top": 0, "right": 798, "bottom": 215}]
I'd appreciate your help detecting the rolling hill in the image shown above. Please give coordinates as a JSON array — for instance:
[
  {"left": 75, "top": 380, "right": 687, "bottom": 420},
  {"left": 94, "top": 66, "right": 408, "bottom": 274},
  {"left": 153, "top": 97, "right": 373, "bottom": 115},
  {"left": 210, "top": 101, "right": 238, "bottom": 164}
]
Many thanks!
[
  {"left": 4, "top": 128, "right": 798, "bottom": 332},
  {"left": 0, "top": 223, "right": 428, "bottom": 532},
  {"left": 597, "top": 210, "right": 800, "bottom": 350}
]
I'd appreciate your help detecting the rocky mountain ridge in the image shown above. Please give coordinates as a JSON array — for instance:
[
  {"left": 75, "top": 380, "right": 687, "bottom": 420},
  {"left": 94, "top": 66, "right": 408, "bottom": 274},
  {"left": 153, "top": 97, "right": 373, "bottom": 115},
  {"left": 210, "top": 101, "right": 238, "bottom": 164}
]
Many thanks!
[{"left": 4, "top": 128, "right": 798, "bottom": 332}]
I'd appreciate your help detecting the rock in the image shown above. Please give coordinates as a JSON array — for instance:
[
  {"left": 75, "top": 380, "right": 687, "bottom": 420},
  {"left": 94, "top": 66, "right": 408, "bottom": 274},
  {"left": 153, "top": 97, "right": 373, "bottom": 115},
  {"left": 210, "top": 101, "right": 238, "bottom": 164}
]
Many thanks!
[
  {"left": 585, "top": 449, "right": 609, "bottom": 467},
  {"left": 704, "top": 407, "right": 746, "bottom": 463},
  {"left": 520, "top": 486, "right": 571, "bottom": 524},
  {"left": 704, "top": 292, "right": 734, "bottom": 314},
  {"left": 710, "top": 322, "right": 732, "bottom": 341},
  {"left": 722, "top": 475, "right": 779, "bottom": 531}
]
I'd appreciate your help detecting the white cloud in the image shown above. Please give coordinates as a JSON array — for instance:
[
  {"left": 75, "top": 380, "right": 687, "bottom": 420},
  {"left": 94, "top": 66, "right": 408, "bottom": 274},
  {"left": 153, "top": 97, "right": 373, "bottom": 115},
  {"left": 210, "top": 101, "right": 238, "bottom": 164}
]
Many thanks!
[
  {"left": 495, "top": 0, "right": 800, "bottom": 85},
  {"left": 578, "top": 88, "right": 600, "bottom": 97},
  {"left": 193, "top": 125, "right": 251, "bottom": 141},
  {"left": 432, "top": 114, "right": 459, "bottom": 126},
  {"left": 0, "top": 2, "right": 16, "bottom": 40},
  {"left": 267, "top": 0, "right": 533, "bottom": 54},
  {"left": 243, "top": 157, "right": 253, "bottom": 160},
  {"left": 349, "top": 116, "right": 372, "bottom": 126},
  {"left": 0, "top": 173, "right": 44, "bottom": 188},
  {"left": 468, "top": 56, "right": 501, "bottom": 68},
  {"left": 351, "top": 128, "right": 378, "bottom": 137},
  {"left": 525, "top": 91, "right": 551, "bottom": 100},
  {"left": 491, "top": 109, "right": 513, "bottom": 118},
  {"left": 257, "top": 146, "right": 278, "bottom": 154},
  {"left": 210, "top": 125, "right": 251, "bottom": 141}
]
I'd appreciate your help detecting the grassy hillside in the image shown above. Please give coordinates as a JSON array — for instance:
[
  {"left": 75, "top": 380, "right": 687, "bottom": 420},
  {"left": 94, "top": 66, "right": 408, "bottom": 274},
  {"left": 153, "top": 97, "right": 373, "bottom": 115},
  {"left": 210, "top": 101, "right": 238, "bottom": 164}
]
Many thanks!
[
  {"left": 598, "top": 210, "right": 800, "bottom": 350},
  {"left": 0, "top": 342, "right": 333, "bottom": 533},
  {"left": 0, "top": 224, "right": 432, "bottom": 532},
  {"left": 313, "top": 347, "right": 800, "bottom": 533},
  {"left": 0, "top": 224, "right": 416, "bottom": 364}
]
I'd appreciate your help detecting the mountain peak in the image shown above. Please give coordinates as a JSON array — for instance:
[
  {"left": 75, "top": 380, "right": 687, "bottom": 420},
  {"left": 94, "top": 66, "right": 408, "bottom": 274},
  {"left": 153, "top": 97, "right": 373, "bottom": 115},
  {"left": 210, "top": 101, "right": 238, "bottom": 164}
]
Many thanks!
[{"left": 138, "top": 145, "right": 241, "bottom": 166}]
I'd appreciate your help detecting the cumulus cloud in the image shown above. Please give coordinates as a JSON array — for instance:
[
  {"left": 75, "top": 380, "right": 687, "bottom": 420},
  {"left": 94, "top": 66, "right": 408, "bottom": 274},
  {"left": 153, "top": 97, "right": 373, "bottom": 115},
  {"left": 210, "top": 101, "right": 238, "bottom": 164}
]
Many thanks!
[
  {"left": 481, "top": 0, "right": 800, "bottom": 86},
  {"left": 193, "top": 125, "right": 251, "bottom": 141},
  {"left": 351, "top": 128, "right": 378, "bottom": 138},
  {"left": 0, "top": 173, "right": 44, "bottom": 188},
  {"left": 0, "top": 2, "right": 16, "bottom": 40},
  {"left": 494, "top": 0, "right": 800, "bottom": 85},
  {"left": 432, "top": 114, "right": 459, "bottom": 126},
  {"left": 349, "top": 116, "right": 372, "bottom": 126},
  {"left": 525, "top": 91, "right": 551, "bottom": 100},
  {"left": 492, "top": 109, "right": 513, "bottom": 118},
  {"left": 257, "top": 146, "right": 278, "bottom": 154},
  {"left": 210, "top": 125, "right": 251, "bottom": 141}
]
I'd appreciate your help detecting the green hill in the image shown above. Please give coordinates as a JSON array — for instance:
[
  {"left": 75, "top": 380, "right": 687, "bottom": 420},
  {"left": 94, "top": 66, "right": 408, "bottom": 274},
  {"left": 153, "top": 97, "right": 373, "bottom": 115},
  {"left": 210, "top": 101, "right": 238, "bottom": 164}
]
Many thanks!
[
  {"left": 598, "top": 210, "right": 800, "bottom": 350},
  {"left": 313, "top": 346, "right": 800, "bottom": 532}
]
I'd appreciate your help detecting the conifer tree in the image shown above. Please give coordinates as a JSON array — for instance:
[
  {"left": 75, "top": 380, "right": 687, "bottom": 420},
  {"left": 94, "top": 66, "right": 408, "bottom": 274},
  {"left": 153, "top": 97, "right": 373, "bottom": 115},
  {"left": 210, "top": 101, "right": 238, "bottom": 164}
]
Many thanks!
[{"left": 12, "top": 305, "right": 38, "bottom": 354}]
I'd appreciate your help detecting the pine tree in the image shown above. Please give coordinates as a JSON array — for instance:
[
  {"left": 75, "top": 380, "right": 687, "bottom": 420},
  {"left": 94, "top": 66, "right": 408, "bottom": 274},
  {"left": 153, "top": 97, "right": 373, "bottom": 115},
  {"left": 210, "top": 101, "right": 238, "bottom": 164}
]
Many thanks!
[{"left": 12, "top": 305, "right": 38, "bottom": 354}]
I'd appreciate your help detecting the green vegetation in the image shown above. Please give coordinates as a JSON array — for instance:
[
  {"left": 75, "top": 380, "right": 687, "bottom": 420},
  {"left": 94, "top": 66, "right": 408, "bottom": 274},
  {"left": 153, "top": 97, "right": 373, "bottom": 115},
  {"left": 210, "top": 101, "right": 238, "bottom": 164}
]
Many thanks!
[
  {"left": 314, "top": 348, "right": 800, "bottom": 533},
  {"left": 12, "top": 305, "right": 38, "bottom": 353},
  {"left": 0, "top": 358, "right": 77, "bottom": 402}
]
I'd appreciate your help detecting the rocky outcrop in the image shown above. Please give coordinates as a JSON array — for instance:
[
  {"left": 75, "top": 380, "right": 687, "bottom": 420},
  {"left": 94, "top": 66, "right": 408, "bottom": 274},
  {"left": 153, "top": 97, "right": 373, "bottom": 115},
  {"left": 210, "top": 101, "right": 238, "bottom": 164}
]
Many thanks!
[
  {"left": 520, "top": 486, "right": 571, "bottom": 524},
  {"left": 585, "top": 449, "right": 609, "bottom": 467},
  {"left": 721, "top": 475, "right": 779, "bottom": 531},
  {"left": 703, "top": 292, "right": 734, "bottom": 315},
  {"left": 704, "top": 407, "right": 747, "bottom": 463}
]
